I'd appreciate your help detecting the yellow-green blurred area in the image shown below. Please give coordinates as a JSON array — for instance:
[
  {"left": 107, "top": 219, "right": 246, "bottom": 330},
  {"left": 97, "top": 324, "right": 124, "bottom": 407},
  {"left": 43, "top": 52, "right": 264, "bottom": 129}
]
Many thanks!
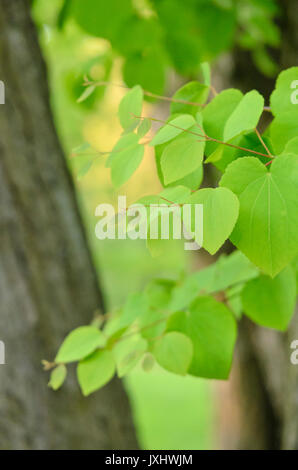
[{"left": 33, "top": 0, "right": 215, "bottom": 449}]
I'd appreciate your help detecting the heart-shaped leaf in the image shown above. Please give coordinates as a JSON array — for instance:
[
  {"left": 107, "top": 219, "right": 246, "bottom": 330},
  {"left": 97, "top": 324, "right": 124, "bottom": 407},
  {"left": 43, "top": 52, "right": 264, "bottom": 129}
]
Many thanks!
[
  {"left": 161, "top": 135, "right": 205, "bottom": 185},
  {"left": 153, "top": 332, "right": 193, "bottom": 376},
  {"left": 220, "top": 155, "right": 298, "bottom": 276},
  {"left": 77, "top": 350, "right": 115, "bottom": 396},
  {"left": 150, "top": 114, "right": 195, "bottom": 146},
  {"left": 55, "top": 326, "right": 106, "bottom": 364},
  {"left": 167, "top": 296, "right": 237, "bottom": 379},
  {"left": 224, "top": 90, "right": 264, "bottom": 142},
  {"left": 242, "top": 266, "right": 296, "bottom": 331},
  {"left": 184, "top": 187, "right": 239, "bottom": 254},
  {"left": 118, "top": 85, "right": 143, "bottom": 130}
]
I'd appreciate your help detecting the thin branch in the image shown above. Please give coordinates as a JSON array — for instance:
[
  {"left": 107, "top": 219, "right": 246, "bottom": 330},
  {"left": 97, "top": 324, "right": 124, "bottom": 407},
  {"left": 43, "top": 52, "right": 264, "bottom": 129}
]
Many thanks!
[
  {"left": 72, "top": 112, "right": 273, "bottom": 170},
  {"left": 84, "top": 79, "right": 205, "bottom": 108},
  {"left": 70, "top": 151, "right": 108, "bottom": 158},
  {"left": 255, "top": 128, "right": 273, "bottom": 158},
  {"left": 84, "top": 78, "right": 272, "bottom": 113},
  {"left": 112, "top": 315, "right": 169, "bottom": 345},
  {"left": 159, "top": 196, "right": 182, "bottom": 207},
  {"left": 137, "top": 115, "right": 205, "bottom": 138},
  {"left": 136, "top": 114, "right": 273, "bottom": 159},
  {"left": 206, "top": 136, "right": 273, "bottom": 159}
]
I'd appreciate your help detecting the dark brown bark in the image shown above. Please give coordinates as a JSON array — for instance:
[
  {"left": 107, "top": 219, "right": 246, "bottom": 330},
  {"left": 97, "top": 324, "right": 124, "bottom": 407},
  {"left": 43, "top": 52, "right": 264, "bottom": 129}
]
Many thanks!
[{"left": 0, "top": 0, "right": 138, "bottom": 450}]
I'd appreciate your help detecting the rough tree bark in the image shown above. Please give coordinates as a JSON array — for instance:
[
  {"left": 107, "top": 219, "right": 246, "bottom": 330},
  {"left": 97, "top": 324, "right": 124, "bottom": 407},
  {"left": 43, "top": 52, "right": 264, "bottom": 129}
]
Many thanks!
[
  {"left": 0, "top": 0, "right": 138, "bottom": 450},
  {"left": 217, "top": 0, "right": 298, "bottom": 450}
]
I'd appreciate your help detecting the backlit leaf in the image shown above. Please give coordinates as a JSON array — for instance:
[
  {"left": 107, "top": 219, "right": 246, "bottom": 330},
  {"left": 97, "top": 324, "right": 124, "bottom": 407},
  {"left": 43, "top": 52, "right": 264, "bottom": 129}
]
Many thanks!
[
  {"left": 242, "top": 266, "right": 296, "bottom": 330},
  {"left": 224, "top": 90, "right": 264, "bottom": 141},
  {"left": 220, "top": 155, "right": 298, "bottom": 276},
  {"left": 154, "top": 332, "right": 193, "bottom": 375},
  {"left": 167, "top": 297, "right": 237, "bottom": 379},
  {"left": 77, "top": 350, "right": 115, "bottom": 396},
  {"left": 55, "top": 326, "right": 106, "bottom": 364}
]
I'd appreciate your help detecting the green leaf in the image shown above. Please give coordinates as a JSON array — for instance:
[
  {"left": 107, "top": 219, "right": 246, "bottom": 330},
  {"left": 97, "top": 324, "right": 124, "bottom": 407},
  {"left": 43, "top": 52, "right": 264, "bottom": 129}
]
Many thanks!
[
  {"left": 55, "top": 326, "right": 106, "bottom": 364},
  {"left": 169, "top": 276, "right": 203, "bottom": 313},
  {"left": 77, "top": 350, "right": 115, "bottom": 396},
  {"left": 72, "top": 0, "right": 133, "bottom": 41},
  {"left": 270, "top": 67, "right": 298, "bottom": 116},
  {"left": 170, "top": 81, "right": 209, "bottom": 116},
  {"left": 223, "top": 90, "right": 264, "bottom": 141},
  {"left": 206, "top": 251, "right": 259, "bottom": 292},
  {"left": 145, "top": 279, "right": 175, "bottom": 309},
  {"left": 169, "top": 251, "right": 258, "bottom": 312},
  {"left": 113, "top": 16, "right": 162, "bottom": 56},
  {"left": 155, "top": 140, "right": 203, "bottom": 190},
  {"left": 138, "top": 118, "right": 151, "bottom": 138},
  {"left": 282, "top": 136, "right": 298, "bottom": 156},
  {"left": 159, "top": 185, "right": 192, "bottom": 204},
  {"left": 109, "top": 136, "right": 145, "bottom": 187},
  {"left": 142, "top": 353, "right": 155, "bottom": 372},
  {"left": 106, "top": 133, "right": 139, "bottom": 168},
  {"left": 57, "top": 0, "right": 72, "bottom": 30},
  {"left": 48, "top": 365, "right": 67, "bottom": 391},
  {"left": 184, "top": 187, "right": 239, "bottom": 254},
  {"left": 118, "top": 85, "right": 143, "bottom": 130},
  {"left": 154, "top": 332, "right": 193, "bottom": 376},
  {"left": 220, "top": 155, "right": 298, "bottom": 276},
  {"left": 111, "top": 145, "right": 144, "bottom": 187},
  {"left": 139, "top": 186, "right": 192, "bottom": 257},
  {"left": 270, "top": 109, "right": 298, "bottom": 154},
  {"left": 202, "top": 89, "right": 243, "bottom": 156},
  {"left": 114, "top": 337, "right": 147, "bottom": 378},
  {"left": 175, "top": 165, "right": 203, "bottom": 190},
  {"left": 161, "top": 134, "right": 205, "bottom": 185},
  {"left": 167, "top": 296, "right": 237, "bottom": 379},
  {"left": 76, "top": 159, "right": 93, "bottom": 180},
  {"left": 123, "top": 49, "right": 166, "bottom": 96},
  {"left": 242, "top": 266, "right": 296, "bottom": 331},
  {"left": 103, "top": 312, "right": 127, "bottom": 340},
  {"left": 150, "top": 114, "right": 195, "bottom": 146},
  {"left": 139, "top": 308, "right": 167, "bottom": 341},
  {"left": 118, "top": 292, "right": 148, "bottom": 329},
  {"left": 204, "top": 135, "right": 242, "bottom": 171},
  {"left": 195, "top": 4, "right": 236, "bottom": 57},
  {"left": 77, "top": 85, "right": 96, "bottom": 103}
]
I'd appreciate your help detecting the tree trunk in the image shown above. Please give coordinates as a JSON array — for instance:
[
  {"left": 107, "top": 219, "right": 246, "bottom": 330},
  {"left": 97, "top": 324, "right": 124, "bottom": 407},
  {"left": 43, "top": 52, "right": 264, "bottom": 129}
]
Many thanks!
[
  {"left": 0, "top": 0, "right": 137, "bottom": 450},
  {"left": 217, "top": 0, "right": 298, "bottom": 450}
]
